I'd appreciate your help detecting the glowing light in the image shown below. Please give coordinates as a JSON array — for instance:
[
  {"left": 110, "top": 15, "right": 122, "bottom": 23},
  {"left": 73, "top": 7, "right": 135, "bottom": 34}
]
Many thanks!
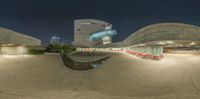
[
  {"left": 105, "top": 25, "right": 112, "bottom": 30},
  {"left": 1, "top": 46, "right": 28, "bottom": 55},
  {"left": 2, "top": 44, "right": 16, "bottom": 47},
  {"left": 156, "top": 42, "right": 166, "bottom": 45},
  {"left": 102, "top": 36, "right": 111, "bottom": 41},
  {"left": 80, "top": 22, "right": 91, "bottom": 25},
  {"left": 1, "top": 55, "right": 34, "bottom": 59},
  {"left": 166, "top": 41, "right": 174, "bottom": 44},
  {"left": 1, "top": 55, "right": 20, "bottom": 58},
  {"left": 190, "top": 42, "right": 195, "bottom": 45}
]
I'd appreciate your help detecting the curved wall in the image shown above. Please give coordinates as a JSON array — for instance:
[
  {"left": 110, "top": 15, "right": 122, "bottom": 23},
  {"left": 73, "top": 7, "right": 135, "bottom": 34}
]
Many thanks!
[
  {"left": 0, "top": 27, "right": 41, "bottom": 46},
  {"left": 123, "top": 23, "right": 200, "bottom": 46},
  {"left": 0, "top": 27, "right": 42, "bottom": 55}
]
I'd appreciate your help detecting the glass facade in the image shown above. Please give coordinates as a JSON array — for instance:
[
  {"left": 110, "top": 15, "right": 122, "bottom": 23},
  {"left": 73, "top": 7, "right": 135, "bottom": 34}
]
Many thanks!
[
  {"left": 76, "top": 45, "right": 163, "bottom": 59},
  {"left": 127, "top": 45, "right": 163, "bottom": 56}
]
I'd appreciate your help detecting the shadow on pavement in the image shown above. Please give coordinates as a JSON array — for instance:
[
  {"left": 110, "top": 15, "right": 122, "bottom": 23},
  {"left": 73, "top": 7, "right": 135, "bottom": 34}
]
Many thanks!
[{"left": 62, "top": 55, "right": 110, "bottom": 70}]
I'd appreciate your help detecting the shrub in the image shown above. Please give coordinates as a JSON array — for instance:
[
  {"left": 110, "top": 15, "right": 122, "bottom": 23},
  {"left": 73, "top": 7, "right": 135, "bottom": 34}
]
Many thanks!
[{"left": 28, "top": 49, "right": 45, "bottom": 55}]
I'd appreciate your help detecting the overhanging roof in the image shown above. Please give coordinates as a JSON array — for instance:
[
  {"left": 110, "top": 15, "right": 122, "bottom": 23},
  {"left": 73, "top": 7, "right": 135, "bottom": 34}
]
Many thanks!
[{"left": 0, "top": 27, "right": 41, "bottom": 46}]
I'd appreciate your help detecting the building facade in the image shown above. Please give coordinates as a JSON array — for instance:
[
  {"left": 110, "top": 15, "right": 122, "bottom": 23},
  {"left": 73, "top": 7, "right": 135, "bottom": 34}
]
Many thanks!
[
  {"left": 77, "top": 23, "right": 200, "bottom": 59},
  {"left": 72, "top": 19, "right": 117, "bottom": 47}
]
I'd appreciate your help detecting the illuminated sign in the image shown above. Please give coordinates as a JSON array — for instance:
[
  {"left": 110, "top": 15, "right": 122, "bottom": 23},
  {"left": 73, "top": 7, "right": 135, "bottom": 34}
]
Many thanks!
[{"left": 89, "top": 30, "right": 117, "bottom": 41}]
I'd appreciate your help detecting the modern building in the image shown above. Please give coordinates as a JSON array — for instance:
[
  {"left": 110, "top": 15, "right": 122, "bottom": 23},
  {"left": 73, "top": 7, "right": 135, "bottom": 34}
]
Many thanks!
[
  {"left": 78, "top": 23, "right": 200, "bottom": 59},
  {"left": 72, "top": 19, "right": 117, "bottom": 47},
  {"left": 0, "top": 27, "right": 42, "bottom": 55}
]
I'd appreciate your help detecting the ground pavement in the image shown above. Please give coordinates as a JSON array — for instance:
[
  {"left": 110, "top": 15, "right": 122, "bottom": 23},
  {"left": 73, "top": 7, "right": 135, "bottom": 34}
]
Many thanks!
[{"left": 0, "top": 52, "right": 200, "bottom": 99}]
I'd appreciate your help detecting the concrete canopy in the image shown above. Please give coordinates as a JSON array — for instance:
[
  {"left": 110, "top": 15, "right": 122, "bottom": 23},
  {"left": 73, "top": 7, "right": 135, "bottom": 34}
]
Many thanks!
[
  {"left": 123, "top": 23, "right": 200, "bottom": 46},
  {"left": 0, "top": 27, "right": 41, "bottom": 46}
]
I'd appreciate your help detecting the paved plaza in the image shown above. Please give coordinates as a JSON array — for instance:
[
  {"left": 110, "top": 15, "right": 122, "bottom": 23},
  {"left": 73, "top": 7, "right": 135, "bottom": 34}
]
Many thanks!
[{"left": 0, "top": 52, "right": 200, "bottom": 99}]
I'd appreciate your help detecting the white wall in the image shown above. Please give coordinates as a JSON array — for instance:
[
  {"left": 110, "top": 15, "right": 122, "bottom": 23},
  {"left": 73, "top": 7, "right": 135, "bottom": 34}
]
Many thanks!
[{"left": 1, "top": 46, "right": 28, "bottom": 55}]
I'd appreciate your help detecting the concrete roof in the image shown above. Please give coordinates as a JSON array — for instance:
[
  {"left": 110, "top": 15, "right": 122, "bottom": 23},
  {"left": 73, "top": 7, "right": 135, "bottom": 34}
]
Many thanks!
[
  {"left": 101, "top": 23, "right": 200, "bottom": 48},
  {"left": 0, "top": 27, "right": 41, "bottom": 46},
  {"left": 123, "top": 23, "right": 200, "bottom": 46}
]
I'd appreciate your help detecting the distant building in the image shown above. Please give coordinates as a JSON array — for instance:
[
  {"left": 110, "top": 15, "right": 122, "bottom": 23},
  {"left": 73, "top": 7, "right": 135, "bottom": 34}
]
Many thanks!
[
  {"left": 50, "top": 36, "right": 60, "bottom": 45},
  {"left": 72, "top": 19, "right": 117, "bottom": 47}
]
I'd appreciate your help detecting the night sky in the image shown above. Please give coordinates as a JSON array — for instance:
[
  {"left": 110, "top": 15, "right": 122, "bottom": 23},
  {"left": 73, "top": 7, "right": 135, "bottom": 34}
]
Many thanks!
[{"left": 0, "top": 0, "right": 200, "bottom": 45}]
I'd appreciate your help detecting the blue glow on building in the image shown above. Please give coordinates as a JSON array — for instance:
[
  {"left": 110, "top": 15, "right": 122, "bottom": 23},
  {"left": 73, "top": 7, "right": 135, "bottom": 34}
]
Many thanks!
[{"left": 89, "top": 30, "right": 117, "bottom": 41}]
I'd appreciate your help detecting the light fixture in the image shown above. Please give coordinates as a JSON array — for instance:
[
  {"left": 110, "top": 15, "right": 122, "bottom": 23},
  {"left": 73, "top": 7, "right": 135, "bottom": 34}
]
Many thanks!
[
  {"left": 190, "top": 42, "right": 195, "bottom": 46},
  {"left": 165, "top": 41, "right": 174, "bottom": 44},
  {"left": 156, "top": 42, "right": 166, "bottom": 45}
]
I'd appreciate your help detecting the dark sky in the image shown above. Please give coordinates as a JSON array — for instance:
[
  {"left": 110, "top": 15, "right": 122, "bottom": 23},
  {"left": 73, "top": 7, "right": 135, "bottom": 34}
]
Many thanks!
[{"left": 0, "top": 0, "right": 200, "bottom": 45}]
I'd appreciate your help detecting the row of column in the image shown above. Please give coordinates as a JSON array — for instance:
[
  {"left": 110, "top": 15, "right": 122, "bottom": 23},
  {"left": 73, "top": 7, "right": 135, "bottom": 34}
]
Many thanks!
[
  {"left": 76, "top": 45, "right": 164, "bottom": 59},
  {"left": 125, "top": 45, "right": 163, "bottom": 59}
]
